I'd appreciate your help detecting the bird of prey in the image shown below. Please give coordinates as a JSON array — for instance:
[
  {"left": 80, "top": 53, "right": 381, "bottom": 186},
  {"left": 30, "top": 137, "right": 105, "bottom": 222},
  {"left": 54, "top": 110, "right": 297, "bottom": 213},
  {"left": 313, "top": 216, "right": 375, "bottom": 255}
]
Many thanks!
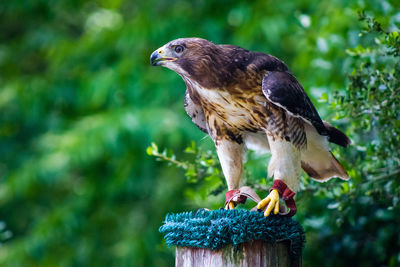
[{"left": 150, "top": 38, "right": 350, "bottom": 217}]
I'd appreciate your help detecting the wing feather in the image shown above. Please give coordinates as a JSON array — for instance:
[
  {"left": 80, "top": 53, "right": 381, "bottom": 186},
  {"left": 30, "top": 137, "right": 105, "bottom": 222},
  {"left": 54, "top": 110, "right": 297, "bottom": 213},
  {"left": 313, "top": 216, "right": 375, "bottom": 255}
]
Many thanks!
[{"left": 262, "top": 71, "right": 328, "bottom": 136}]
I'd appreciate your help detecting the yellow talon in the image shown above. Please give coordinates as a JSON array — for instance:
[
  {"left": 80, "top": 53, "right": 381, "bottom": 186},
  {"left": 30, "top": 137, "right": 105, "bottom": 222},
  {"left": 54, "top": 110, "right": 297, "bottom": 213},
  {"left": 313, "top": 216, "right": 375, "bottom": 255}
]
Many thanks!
[
  {"left": 228, "top": 201, "right": 235, "bottom": 210},
  {"left": 257, "top": 189, "right": 280, "bottom": 217}
]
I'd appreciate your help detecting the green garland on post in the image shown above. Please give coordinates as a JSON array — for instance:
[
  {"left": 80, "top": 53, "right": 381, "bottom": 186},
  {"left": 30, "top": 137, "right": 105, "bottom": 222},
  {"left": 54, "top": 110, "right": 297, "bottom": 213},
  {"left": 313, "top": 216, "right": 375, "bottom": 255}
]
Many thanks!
[{"left": 159, "top": 209, "right": 305, "bottom": 258}]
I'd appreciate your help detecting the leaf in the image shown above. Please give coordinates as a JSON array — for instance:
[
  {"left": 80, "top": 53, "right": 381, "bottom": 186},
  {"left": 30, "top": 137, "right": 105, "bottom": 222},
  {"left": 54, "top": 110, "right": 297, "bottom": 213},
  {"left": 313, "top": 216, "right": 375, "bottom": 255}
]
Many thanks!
[{"left": 146, "top": 146, "right": 153, "bottom": 156}]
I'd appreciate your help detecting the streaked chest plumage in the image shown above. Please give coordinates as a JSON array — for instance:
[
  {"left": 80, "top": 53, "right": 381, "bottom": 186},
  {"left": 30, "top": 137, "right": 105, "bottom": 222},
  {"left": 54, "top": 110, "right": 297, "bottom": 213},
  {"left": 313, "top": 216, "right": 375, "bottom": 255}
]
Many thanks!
[
  {"left": 185, "top": 79, "right": 267, "bottom": 135},
  {"left": 183, "top": 76, "right": 306, "bottom": 148}
]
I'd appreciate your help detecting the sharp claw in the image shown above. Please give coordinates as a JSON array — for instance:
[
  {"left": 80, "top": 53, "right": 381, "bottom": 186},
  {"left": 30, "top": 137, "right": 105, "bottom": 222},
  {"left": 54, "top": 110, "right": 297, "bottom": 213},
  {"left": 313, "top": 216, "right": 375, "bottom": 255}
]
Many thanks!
[
  {"left": 228, "top": 202, "right": 235, "bottom": 210},
  {"left": 274, "top": 201, "right": 279, "bottom": 215},
  {"left": 265, "top": 201, "right": 274, "bottom": 217},
  {"left": 258, "top": 189, "right": 280, "bottom": 217},
  {"left": 264, "top": 209, "right": 270, "bottom": 217}
]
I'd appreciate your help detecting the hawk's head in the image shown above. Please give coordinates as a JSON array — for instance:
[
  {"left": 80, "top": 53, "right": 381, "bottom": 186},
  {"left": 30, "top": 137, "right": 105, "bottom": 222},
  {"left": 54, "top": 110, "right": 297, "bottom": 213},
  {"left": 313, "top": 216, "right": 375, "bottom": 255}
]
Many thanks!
[
  {"left": 150, "top": 38, "right": 237, "bottom": 88},
  {"left": 150, "top": 38, "right": 217, "bottom": 75}
]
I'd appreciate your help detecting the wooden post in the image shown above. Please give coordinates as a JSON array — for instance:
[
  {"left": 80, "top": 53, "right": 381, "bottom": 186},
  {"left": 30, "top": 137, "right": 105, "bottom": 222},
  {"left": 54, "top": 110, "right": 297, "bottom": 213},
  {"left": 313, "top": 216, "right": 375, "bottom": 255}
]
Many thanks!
[{"left": 175, "top": 240, "right": 301, "bottom": 267}]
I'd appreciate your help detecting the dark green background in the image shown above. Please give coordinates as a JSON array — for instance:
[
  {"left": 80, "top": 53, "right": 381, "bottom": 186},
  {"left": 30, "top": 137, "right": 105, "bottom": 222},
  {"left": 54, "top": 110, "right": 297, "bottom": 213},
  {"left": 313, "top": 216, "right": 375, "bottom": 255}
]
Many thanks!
[{"left": 1, "top": 0, "right": 399, "bottom": 266}]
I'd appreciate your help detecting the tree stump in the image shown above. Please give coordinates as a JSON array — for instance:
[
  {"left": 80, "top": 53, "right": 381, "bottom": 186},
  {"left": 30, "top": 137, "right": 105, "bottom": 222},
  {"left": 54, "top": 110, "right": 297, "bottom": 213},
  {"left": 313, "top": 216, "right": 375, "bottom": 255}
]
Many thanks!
[
  {"left": 159, "top": 209, "right": 305, "bottom": 267},
  {"left": 175, "top": 240, "right": 301, "bottom": 267}
]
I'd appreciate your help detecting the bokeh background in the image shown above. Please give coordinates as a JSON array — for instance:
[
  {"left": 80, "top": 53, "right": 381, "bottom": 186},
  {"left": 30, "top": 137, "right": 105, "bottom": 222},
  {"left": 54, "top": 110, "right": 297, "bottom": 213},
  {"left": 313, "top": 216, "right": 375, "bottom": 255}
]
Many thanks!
[{"left": 1, "top": 0, "right": 399, "bottom": 266}]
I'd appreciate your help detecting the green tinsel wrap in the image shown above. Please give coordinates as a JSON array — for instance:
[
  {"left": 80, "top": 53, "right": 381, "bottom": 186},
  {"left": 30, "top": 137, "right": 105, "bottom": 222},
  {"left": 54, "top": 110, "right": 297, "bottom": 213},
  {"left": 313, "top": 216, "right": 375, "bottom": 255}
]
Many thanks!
[{"left": 159, "top": 209, "right": 305, "bottom": 258}]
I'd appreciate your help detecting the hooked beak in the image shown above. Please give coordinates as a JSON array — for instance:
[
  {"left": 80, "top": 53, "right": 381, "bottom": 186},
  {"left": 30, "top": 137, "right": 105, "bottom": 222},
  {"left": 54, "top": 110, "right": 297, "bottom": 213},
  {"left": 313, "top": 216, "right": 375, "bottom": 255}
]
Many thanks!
[{"left": 150, "top": 48, "right": 177, "bottom": 66}]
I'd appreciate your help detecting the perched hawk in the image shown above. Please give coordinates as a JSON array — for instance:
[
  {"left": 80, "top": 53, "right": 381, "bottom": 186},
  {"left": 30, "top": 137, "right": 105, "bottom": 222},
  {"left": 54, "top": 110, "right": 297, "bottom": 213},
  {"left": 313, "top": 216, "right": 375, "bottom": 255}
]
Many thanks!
[{"left": 150, "top": 38, "right": 350, "bottom": 216}]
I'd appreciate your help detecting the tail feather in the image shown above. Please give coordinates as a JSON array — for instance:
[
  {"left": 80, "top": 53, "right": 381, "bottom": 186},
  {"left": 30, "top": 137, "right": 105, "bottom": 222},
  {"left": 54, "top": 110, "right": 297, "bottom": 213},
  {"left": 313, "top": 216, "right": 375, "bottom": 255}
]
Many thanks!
[
  {"left": 302, "top": 152, "right": 349, "bottom": 182},
  {"left": 301, "top": 124, "right": 349, "bottom": 182},
  {"left": 323, "top": 121, "right": 351, "bottom": 148}
]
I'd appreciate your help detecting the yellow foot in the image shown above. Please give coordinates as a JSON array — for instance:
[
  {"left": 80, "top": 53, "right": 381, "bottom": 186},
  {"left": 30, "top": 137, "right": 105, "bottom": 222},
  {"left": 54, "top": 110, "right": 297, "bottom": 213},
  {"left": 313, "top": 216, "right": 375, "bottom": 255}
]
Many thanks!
[
  {"left": 225, "top": 201, "right": 235, "bottom": 210},
  {"left": 257, "top": 189, "right": 280, "bottom": 217}
]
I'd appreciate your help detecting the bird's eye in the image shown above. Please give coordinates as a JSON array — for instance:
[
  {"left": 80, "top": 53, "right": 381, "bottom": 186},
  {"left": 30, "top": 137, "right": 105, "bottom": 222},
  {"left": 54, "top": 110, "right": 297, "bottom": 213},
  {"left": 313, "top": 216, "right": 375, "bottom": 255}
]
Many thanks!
[{"left": 175, "top": 45, "right": 184, "bottom": 53}]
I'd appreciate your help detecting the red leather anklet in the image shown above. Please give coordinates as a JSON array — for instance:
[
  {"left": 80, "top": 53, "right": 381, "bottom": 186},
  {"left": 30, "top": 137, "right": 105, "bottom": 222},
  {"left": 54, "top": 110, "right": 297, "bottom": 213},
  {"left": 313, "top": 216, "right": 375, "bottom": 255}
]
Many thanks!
[
  {"left": 225, "top": 189, "right": 247, "bottom": 207},
  {"left": 271, "top": 180, "right": 297, "bottom": 217}
]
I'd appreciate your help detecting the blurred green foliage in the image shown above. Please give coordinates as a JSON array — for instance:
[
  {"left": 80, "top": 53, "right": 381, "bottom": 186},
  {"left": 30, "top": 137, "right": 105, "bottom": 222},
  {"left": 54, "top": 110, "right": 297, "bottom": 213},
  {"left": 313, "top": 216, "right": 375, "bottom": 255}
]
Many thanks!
[{"left": 0, "top": 0, "right": 399, "bottom": 266}]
